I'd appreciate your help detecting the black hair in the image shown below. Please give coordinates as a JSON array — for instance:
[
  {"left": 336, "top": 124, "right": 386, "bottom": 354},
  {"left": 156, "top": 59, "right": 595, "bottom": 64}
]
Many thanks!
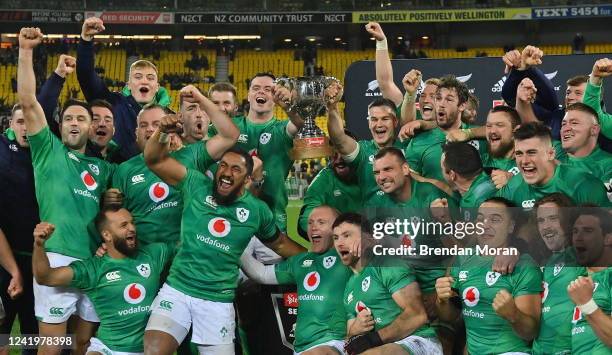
[
  {"left": 60, "top": 99, "right": 93, "bottom": 122},
  {"left": 442, "top": 142, "right": 482, "bottom": 180},
  {"left": 437, "top": 75, "right": 470, "bottom": 105},
  {"left": 332, "top": 212, "right": 372, "bottom": 234},
  {"left": 373, "top": 146, "right": 406, "bottom": 163},
  {"left": 222, "top": 147, "right": 254, "bottom": 176},
  {"left": 513, "top": 121, "right": 552, "bottom": 141},
  {"left": 367, "top": 97, "right": 397, "bottom": 115},
  {"left": 489, "top": 105, "right": 521, "bottom": 128}
]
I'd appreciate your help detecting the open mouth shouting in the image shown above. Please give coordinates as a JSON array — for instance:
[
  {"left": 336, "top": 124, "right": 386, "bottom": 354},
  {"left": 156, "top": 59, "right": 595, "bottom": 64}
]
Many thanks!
[
  {"left": 421, "top": 104, "right": 434, "bottom": 118},
  {"left": 217, "top": 176, "right": 234, "bottom": 194},
  {"left": 255, "top": 96, "right": 267, "bottom": 105},
  {"left": 520, "top": 165, "right": 537, "bottom": 179},
  {"left": 372, "top": 127, "right": 388, "bottom": 141}
]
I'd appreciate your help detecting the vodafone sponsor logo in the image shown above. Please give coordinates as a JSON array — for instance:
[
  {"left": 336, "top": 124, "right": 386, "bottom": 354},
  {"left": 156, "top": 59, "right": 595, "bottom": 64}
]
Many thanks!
[
  {"left": 124, "top": 283, "right": 146, "bottom": 304},
  {"left": 208, "top": 218, "right": 231, "bottom": 238},
  {"left": 303, "top": 271, "right": 320, "bottom": 291},
  {"left": 149, "top": 182, "right": 170, "bottom": 202},
  {"left": 463, "top": 287, "right": 480, "bottom": 307},
  {"left": 355, "top": 301, "right": 369, "bottom": 313},
  {"left": 81, "top": 171, "right": 98, "bottom": 191}
]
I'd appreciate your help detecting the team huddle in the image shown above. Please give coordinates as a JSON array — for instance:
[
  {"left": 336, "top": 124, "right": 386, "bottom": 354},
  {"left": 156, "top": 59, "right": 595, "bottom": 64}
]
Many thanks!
[{"left": 0, "top": 17, "right": 610, "bottom": 355}]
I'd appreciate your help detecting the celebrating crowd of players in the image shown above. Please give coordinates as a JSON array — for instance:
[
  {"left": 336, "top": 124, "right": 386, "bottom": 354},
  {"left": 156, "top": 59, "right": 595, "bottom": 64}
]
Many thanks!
[{"left": 0, "top": 17, "right": 610, "bottom": 355}]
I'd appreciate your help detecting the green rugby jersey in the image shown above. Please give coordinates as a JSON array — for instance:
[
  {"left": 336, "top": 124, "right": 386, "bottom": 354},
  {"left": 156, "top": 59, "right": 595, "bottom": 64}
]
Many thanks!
[
  {"left": 450, "top": 253, "right": 542, "bottom": 355},
  {"left": 29, "top": 126, "right": 114, "bottom": 259},
  {"left": 343, "top": 259, "right": 436, "bottom": 340},
  {"left": 457, "top": 171, "right": 497, "bottom": 222},
  {"left": 275, "top": 248, "right": 352, "bottom": 352},
  {"left": 111, "top": 145, "right": 214, "bottom": 245},
  {"left": 298, "top": 167, "right": 361, "bottom": 233},
  {"left": 70, "top": 243, "right": 172, "bottom": 352},
  {"left": 561, "top": 146, "right": 612, "bottom": 203},
  {"left": 211, "top": 115, "right": 294, "bottom": 231},
  {"left": 532, "top": 248, "right": 586, "bottom": 355},
  {"left": 571, "top": 267, "right": 612, "bottom": 355},
  {"left": 497, "top": 164, "right": 610, "bottom": 209},
  {"left": 167, "top": 169, "right": 277, "bottom": 302}
]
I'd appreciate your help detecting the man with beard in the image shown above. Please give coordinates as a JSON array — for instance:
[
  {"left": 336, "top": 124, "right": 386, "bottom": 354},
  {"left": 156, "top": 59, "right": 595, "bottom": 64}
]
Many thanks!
[
  {"left": 558, "top": 103, "right": 612, "bottom": 202},
  {"left": 365, "top": 22, "right": 438, "bottom": 124},
  {"left": 568, "top": 207, "right": 612, "bottom": 353},
  {"left": 0, "top": 104, "right": 39, "bottom": 349},
  {"left": 18, "top": 27, "right": 115, "bottom": 355},
  {"left": 584, "top": 58, "right": 612, "bottom": 139},
  {"left": 405, "top": 75, "right": 486, "bottom": 181},
  {"left": 31, "top": 206, "right": 173, "bottom": 355},
  {"left": 112, "top": 85, "right": 238, "bottom": 247},
  {"left": 531, "top": 193, "right": 585, "bottom": 355},
  {"left": 436, "top": 198, "right": 542, "bottom": 355},
  {"left": 333, "top": 213, "right": 442, "bottom": 355},
  {"left": 240, "top": 206, "right": 351, "bottom": 355},
  {"left": 89, "top": 99, "right": 121, "bottom": 162},
  {"left": 327, "top": 92, "right": 407, "bottom": 203},
  {"left": 78, "top": 17, "right": 172, "bottom": 160},
  {"left": 461, "top": 93, "right": 479, "bottom": 124},
  {"left": 204, "top": 73, "right": 304, "bottom": 233},
  {"left": 502, "top": 47, "right": 612, "bottom": 152},
  {"left": 497, "top": 122, "right": 609, "bottom": 209},
  {"left": 180, "top": 87, "right": 210, "bottom": 144},
  {"left": 297, "top": 134, "right": 361, "bottom": 238},
  {"left": 143, "top": 114, "right": 305, "bottom": 355},
  {"left": 441, "top": 142, "right": 496, "bottom": 222}
]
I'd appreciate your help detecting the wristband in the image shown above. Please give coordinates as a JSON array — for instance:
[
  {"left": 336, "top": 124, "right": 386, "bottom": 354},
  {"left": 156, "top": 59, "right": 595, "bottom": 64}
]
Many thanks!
[
  {"left": 462, "top": 128, "right": 474, "bottom": 140},
  {"left": 345, "top": 331, "right": 383, "bottom": 355},
  {"left": 376, "top": 38, "right": 388, "bottom": 51},
  {"left": 578, "top": 299, "right": 599, "bottom": 315},
  {"left": 159, "top": 132, "right": 170, "bottom": 144},
  {"left": 404, "top": 91, "right": 417, "bottom": 103}
]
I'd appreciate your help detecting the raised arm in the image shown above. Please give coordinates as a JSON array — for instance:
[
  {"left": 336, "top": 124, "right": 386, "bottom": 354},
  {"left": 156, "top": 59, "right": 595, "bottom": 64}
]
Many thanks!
[
  {"left": 17, "top": 27, "right": 47, "bottom": 136},
  {"left": 326, "top": 86, "right": 358, "bottom": 156},
  {"left": 585, "top": 58, "right": 612, "bottom": 139},
  {"left": 38, "top": 54, "right": 76, "bottom": 136},
  {"left": 180, "top": 85, "right": 239, "bottom": 160},
  {"left": 366, "top": 22, "right": 403, "bottom": 106},
  {"left": 144, "top": 114, "right": 187, "bottom": 186},
  {"left": 77, "top": 17, "right": 112, "bottom": 102},
  {"left": 399, "top": 69, "right": 421, "bottom": 125},
  {"left": 264, "top": 232, "right": 306, "bottom": 258},
  {"left": 32, "top": 222, "right": 74, "bottom": 287}
]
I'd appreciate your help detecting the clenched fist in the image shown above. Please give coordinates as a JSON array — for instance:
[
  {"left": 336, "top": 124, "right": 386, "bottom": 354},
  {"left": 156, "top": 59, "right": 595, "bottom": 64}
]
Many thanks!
[
  {"left": 517, "top": 78, "right": 537, "bottom": 104},
  {"left": 502, "top": 50, "right": 521, "bottom": 74},
  {"left": 19, "top": 27, "right": 43, "bottom": 50},
  {"left": 55, "top": 54, "right": 76, "bottom": 78},
  {"left": 435, "top": 276, "right": 456, "bottom": 302},
  {"left": 180, "top": 85, "right": 205, "bottom": 104},
  {"left": 402, "top": 69, "right": 422, "bottom": 96},
  {"left": 33, "top": 222, "right": 55, "bottom": 247},
  {"left": 81, "top": 17, "right": 105, "bottom": 41},
  {"left": 159, "top": 114, "right": 182, "bottom": 134},
  {"left": 365, "top": 22, "right": 385, "bottom": 41},
  {"left": 568, "top": 276, "right": 595, "bottom": 306},
  {"left": 520, "top": 45, "right": 543, "bottom": 70},
  {"left": 492, "top": 289, "right": 518, "bottom": 321},
  {"left": 591, "top": 58, "right": 612, "bottom": 85}
]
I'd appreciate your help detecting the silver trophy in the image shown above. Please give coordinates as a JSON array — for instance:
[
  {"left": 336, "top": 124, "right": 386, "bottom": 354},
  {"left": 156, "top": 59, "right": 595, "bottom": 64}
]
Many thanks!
[{"left": 275, "top": 76, "right": 342, "bottom": 160}]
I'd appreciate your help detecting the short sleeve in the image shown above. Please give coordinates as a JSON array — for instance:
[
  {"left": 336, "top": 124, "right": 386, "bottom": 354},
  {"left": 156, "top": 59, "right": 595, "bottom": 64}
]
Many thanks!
[
  {"left": 274, "top": 119, "right": 294, "bottom": 147},
  {"left": 111, "top": 164, "right": 127, "bottom": 191},
  {"left": 346, "top": 140, "right": 366, "bottom": 167},
  {"left": 274, "top": 257, "right": 296, "bottom": 285},
  {"left": 255, "top": 202, "right": 278, "bottom": 242},
  {"left": 173, "top": 141, "right": 215, "bottom": 173},
  {"left": 511, "top": 260, "right": 543, "bottom": 298},
  {"left": 69, "top": 258, "right": 98, "bottom": 291},
  {"left": 175, "top": 169, "right": 210, "bottom": 202},
  {"left": 379, "top": 266, "right": 416, "bottom": 294},
  {"left": 27, "top": 125, "right": 58, "bottom": 171}
]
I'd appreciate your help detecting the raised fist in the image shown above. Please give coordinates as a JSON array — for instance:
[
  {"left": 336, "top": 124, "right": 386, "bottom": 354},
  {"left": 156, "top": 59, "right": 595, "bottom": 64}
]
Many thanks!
[
  {"left": 502, "top": 49, "right": 521, "bottom": 74},
  {"left": 517, "top": 77, "right": 537, "bottom": 103},
  {"left": 592, "top": 58, "right": 612, "bottom": 78},
  {"left": 272, "top": 84, "right": 293, "bottom": 111},
  {"left": 19, "top": 27, "right": 43, "bottom": 50},
  {"left": 81, "top": 17, "right": 105, "bottom": 41},
  {"left": 159, "top": 114, "right": 182, "bottom": 134},
  {"left": 55, "top": 54, "right": 76, "bottom": 78},
  {"left": 180, "top": 85, "right": 204, "bottom": 104},
  {"left": 325, "top": 81, "right": 343, "bottom": 106},
  {"left": 402, "top": 69, "right": 422, "bottom": 95},
  {"left": 33, "top": 222, "right": 55, "bottom": 247},
  {"left": 521, "top": 45, "right": 543, "bottom": 69},
  {"left": 365, "top": 22, "right": 385, "bottom": 41}
]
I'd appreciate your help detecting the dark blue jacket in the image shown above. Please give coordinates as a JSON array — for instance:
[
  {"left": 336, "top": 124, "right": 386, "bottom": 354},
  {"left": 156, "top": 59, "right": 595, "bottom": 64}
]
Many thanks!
[
  {"left": 502, "top": 67, "right": 611, "bottom": 152},
  {"left": 0, "top": 134, "right": 38, "bottom": 254},
  {"left": 77, "top": 39, "right": 141, "bottom": 160}
]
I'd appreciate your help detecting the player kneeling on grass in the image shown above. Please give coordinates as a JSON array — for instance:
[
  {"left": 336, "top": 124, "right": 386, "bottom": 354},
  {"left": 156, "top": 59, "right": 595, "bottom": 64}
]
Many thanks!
[
  {"left": 333, "top": 213, "right": 442, "bottom": 355},
  {"left": 435, "top": 198, "right": 542, "bottom": 355},
  {"left": 32, "top": 206, "right": 173, "bottom": 355},
  {"left": 240, "top": 205, "right": 351, "bottom": 355}
]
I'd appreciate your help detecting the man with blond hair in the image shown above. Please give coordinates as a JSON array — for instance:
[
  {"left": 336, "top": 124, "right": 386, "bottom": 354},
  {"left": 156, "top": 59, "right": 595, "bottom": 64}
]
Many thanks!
[{"left": 77, "top": 17, "right": 172, "bottom": 161}]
